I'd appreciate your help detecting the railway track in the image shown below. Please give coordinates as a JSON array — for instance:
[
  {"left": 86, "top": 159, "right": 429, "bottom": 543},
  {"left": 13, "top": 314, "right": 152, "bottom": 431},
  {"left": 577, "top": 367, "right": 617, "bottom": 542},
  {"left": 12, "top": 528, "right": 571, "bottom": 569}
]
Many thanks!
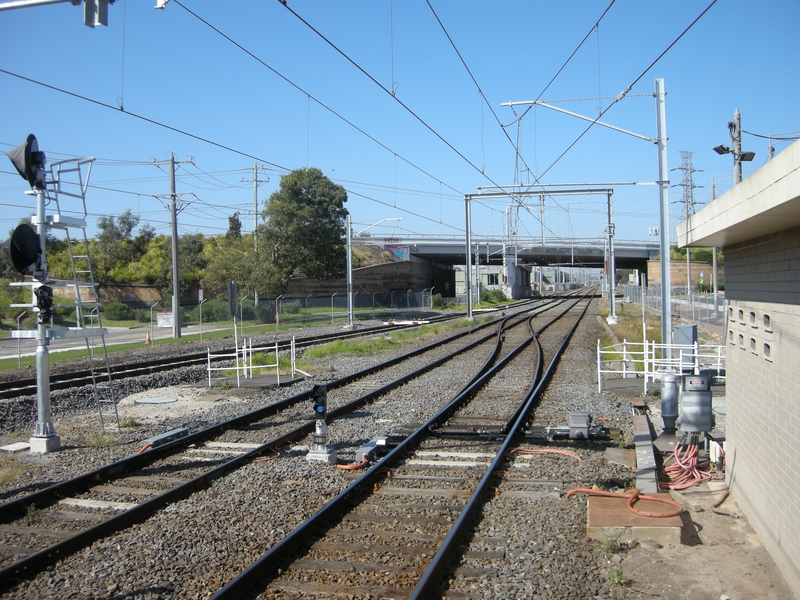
[
  {"left": 0, "top": 297, "right": 576, "bottom": 593},
  {"left": 0, "top": 310, "right": 487, "bottom": 400},
  {"left": 211, "top": 293, "right": 594, "bottom": 599}
]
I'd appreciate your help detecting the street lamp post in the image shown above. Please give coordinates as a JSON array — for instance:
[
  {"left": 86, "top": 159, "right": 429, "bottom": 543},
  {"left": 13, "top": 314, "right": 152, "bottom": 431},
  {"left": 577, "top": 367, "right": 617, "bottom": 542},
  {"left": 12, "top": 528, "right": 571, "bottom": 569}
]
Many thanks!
[
  {"left": 713, "top": 109, "right": 755, "bottom": 185},
  {"left": 305, "top": 294, "right": 312, "bottom": 327},
  {"left": 331, "top": 293, "right": 337, "bottom": 324}
]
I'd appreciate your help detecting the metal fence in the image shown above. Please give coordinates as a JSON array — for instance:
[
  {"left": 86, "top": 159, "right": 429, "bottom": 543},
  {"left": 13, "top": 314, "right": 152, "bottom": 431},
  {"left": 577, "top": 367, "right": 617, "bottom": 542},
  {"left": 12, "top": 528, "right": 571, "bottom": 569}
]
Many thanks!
[
  {"left": 273, "top": 290, "right": 442, "bottom": 328},
  {"left": 622, "top": 284, "right": 725, "bottom": 340},
  {"left": 597, "top": 339, "right": 726, "bottom": 393}
]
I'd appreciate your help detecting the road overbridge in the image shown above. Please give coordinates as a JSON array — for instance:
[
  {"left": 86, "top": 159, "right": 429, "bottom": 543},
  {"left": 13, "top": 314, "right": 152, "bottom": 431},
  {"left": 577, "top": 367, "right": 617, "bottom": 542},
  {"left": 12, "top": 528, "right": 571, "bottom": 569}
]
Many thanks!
[
  {"left": 360, "top": 235, "right": 658, "bottom": 270},
  {"left": 355, "top": 235, "right": 659, "bottom": 300}
]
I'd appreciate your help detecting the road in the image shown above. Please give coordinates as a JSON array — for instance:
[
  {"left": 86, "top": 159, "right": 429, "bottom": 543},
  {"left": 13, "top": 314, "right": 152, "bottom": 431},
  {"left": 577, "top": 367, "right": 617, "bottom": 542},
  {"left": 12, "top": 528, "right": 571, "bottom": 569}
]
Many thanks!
[{"left": 0, "top": 324, "right": 232, "bottom": 362}]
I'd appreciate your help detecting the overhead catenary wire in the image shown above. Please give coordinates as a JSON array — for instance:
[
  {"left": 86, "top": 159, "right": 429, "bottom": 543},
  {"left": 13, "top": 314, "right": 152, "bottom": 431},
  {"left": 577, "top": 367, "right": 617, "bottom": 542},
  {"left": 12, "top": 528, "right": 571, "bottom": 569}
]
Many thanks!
[
  {"left": 529, "top": 0, "right": 719, "bottom": 185},
  {"left": 171, "top": 0, "right": 463, "bottom": 199},
  {"left": 274, "top": 0, "right": 505, "bottom": 192}
]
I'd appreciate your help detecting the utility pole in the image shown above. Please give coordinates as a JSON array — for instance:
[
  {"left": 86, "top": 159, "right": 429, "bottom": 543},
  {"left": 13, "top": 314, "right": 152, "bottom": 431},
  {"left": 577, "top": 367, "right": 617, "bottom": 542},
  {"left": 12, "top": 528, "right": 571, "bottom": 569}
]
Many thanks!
[
  {"left": 169, "top": 153, "right": 180, "bottom": 339},
  {"left": 249, "top": 163, "right": 267, "bottom": 306},
  {"left": 154, "top": 153, "right": 193, "bottom": 339}
]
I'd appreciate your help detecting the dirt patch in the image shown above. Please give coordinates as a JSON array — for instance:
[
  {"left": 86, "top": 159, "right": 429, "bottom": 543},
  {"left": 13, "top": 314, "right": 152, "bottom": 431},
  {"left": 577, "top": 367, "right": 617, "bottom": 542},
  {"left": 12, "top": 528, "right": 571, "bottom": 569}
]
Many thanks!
[
  {"left": 116, "top": 385, "right": 251, "bottom": 427},
  {"left": 616, "top": 484, "right": 794, "bottom": 599}
]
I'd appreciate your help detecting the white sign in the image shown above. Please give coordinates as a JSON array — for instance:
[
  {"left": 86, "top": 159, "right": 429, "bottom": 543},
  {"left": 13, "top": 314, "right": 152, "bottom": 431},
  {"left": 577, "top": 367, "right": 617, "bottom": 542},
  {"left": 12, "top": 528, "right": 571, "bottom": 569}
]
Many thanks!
[{"left": 157, "top": 312, "right": 173, "bottom": 328}]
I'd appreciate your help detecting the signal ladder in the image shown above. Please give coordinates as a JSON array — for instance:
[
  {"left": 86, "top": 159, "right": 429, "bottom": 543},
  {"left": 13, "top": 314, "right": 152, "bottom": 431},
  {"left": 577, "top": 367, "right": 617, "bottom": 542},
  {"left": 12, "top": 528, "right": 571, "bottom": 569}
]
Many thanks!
[{"left": 13, "top": 158, "right": 120, "bottom": 432}]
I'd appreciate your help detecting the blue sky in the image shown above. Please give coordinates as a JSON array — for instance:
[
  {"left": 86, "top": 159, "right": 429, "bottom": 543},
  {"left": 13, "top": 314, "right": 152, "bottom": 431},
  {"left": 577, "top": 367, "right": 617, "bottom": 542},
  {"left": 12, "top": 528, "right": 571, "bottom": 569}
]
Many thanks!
[{"left": 1, "top": 0, "right": 798, "bottom": 248}]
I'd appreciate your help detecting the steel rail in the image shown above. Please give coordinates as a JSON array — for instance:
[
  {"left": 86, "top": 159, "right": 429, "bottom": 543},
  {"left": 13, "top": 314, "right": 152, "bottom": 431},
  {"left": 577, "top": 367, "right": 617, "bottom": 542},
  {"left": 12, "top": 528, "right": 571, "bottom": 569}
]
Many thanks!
[
  {"left": 409, "top": 294, "right": 593, "bottom": 599},
  {"left": 0, "top": 311, "right": 476, "bottom": 399},
  {"left": 209, "top": 294, "right": 591, "bottom": 599},
  {"left": 0, "top": 304, "right": 556, "bottom": 589}
]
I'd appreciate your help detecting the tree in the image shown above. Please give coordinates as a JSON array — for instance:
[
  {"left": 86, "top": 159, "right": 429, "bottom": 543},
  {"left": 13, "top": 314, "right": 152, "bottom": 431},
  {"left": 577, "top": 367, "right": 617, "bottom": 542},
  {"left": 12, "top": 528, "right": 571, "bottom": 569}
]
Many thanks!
[
  {"left": 202, "top": 236, "right": 282, "bottom": 300},
  {"left": 226, "top": 212, "right": 243, "bottom": 241},
  {"left": 92, "top": 208, "right": 155, "bottom": 281},
  {"left": 260, "top": 167, "right": 348, "bottom": 295}
]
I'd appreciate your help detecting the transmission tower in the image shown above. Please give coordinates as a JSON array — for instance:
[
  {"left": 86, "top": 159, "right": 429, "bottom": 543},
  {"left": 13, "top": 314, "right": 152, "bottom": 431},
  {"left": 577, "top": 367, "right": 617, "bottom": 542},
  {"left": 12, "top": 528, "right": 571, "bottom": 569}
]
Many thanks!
[
  {"left": 676, "top": 150, "right": 703, "bottom": 295},
  {"left": 677, "top": 150, "right": 701, "bottom": 221}
]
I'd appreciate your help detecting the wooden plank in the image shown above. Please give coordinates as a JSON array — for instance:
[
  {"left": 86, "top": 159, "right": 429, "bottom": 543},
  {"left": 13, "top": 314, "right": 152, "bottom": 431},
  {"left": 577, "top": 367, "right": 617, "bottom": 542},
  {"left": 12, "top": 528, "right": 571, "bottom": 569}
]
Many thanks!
[
  {"left": 310, "top": 541, "right": 437, "bottom": 555},
  {"left": 59, "top": 498, "right": 136, "bottom": 510},
  {"left": 269, "top": 581, "right": 411, "bottom": 599},
  {"left": 390, "top": 475, "right": 466, "bottom": 483},
  {"left": 41, "top": 510, "right": 101, "bottom": 522},
  {"left": 328, "top": 528, "right": 441, "bottom": 542},
  {"left": 0, "top": 544, "right": 34, "bottom": 556},
  {"left": 360, "top": 502, "right": 459, "bottom": 512},
  {"left": 374, "top": 487, "right": 472, "bottom": 498},
  {"left": 406, "top": 460, "right": 489, "bottom": 468},
  {"left": 89, "top": 485, "right": 158, "bottom": 497},
  {"left": 343, "top": 514, "right": 456, "bottom": 526},
  {"left": 0, "top": 524, "right": 71, "bottom": 538},
  {"left": 204, "top": 441, "right": 261, "bottom": 449},
  {"left": 124, "top": 475, "right": 189, "bottom": 486},
  {"left": 500, "top": 479, "right": 563, "bottom": 486},
  {"left": 498, "top": 490, "right": 560, "bottom": 500},
  {"left": 454, "top": 567, "right": 497, "bottom": 580},
  {"left": 415, "top": 451, "right": 496, "bottom": 460},
  {"left": 289, "top": 559, "right": 426, "bottom": 575}
]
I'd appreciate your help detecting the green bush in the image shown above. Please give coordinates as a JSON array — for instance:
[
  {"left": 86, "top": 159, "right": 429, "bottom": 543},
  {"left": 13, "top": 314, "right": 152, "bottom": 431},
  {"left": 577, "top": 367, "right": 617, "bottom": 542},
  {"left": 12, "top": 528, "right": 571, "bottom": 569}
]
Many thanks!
[
  {"left": 431, "top": 293, "right": 444, "bottom": 308},
  {"left": 282, "top": 300, "right": 302, "bottom": 314},
  {"left": 480, "top": 289, "right": 504, "bottom": 304},
  {"left": 240, "top": 299, "right": 256, "bottom": 321},
  {"left": 103, "top": 301, "right": 135, "bottom": 321},
  {"left": 190, "top": 300, "right": 230, "bottom": 323},
  {"left": 255, "top": 303, "right": 275, "bottom": 324}
]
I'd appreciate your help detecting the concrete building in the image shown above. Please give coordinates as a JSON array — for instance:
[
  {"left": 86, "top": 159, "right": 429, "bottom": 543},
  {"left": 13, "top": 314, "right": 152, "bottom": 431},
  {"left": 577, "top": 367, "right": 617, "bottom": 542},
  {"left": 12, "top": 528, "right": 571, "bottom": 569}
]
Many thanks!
[{"left": 678, "top": 139, "right": 800, "bottom": 597}]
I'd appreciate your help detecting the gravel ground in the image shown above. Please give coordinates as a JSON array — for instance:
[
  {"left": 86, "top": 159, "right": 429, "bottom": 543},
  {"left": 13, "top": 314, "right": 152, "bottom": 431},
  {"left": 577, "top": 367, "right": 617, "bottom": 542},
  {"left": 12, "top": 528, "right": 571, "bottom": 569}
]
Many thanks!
[{"left": 0, "top": 300, "right": 789, "bottom": 600}]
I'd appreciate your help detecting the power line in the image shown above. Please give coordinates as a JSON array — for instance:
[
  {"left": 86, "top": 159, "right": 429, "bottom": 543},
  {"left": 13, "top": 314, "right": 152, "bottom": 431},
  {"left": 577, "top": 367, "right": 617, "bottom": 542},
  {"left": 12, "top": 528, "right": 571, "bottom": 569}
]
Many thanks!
[
  {"left": 424, "top": 0, "right": 536, "bottom": 179},
  {"left": 171, "top": 0, "right": 464, "bottom": 199},
  {"left": 523, "top": 0, "right": 718, "bottom": 186},
  {"left": 0, "top": 68, "right": 291, "bottom": 171},
  {"left": 273, "top": 0, "right": 508, "bottom": 190}
]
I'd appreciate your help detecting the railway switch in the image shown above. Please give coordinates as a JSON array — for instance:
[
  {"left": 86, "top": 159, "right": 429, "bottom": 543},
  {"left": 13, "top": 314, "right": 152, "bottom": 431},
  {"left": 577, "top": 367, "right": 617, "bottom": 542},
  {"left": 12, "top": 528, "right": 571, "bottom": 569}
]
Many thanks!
[
  {"left": 528, "top": 412, "right": 614, "bottom": 442},
  {"left": 306, "top": 385, "right": 337, "bottom": 465},
  {"left": 568, "top": 412, "right": 591, "bottom": 439}
]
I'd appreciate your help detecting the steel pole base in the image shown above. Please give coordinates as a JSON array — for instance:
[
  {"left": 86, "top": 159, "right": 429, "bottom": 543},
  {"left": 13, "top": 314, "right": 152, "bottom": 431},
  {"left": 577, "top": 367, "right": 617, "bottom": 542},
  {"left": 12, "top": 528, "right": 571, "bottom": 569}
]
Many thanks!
[
  {"left": 306, "top": 447, "right": 338, "bottom": 465},
  {"left": 29, "top": 435, "right": 61, "bottom": 454},
  {"left": 606, "top": 315, "right": 619, "bottom": 325},
  {"left": 654, "top": 430, "right": 678, "bottom": 453}
]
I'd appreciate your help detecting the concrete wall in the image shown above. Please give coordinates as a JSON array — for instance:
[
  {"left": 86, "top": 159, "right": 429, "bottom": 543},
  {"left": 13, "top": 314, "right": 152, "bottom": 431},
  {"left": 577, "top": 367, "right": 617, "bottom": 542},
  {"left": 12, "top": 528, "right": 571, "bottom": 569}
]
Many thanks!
[
  {"left": 723, "top": 227, "right": 800, "bottom": 597},
  {"left": 646, "top": 260, "right": 723, "bottom": 288},
  {"left": 285, "top": 259, "right": 455, "bottom": 300}
]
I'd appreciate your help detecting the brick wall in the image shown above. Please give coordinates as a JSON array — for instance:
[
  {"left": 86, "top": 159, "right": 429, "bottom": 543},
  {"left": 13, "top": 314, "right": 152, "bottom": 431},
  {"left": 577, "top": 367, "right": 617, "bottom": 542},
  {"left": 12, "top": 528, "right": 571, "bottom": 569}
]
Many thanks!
[{"left": 723, "top": 227, "right": 800, "bottom": 596}]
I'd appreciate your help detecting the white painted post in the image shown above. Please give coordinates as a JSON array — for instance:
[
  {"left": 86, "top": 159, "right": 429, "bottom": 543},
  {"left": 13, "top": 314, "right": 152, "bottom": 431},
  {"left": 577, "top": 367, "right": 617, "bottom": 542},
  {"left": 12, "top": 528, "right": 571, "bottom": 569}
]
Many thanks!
[{"left": 597, "top": 339, "right": 603, "bottom": 393}]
